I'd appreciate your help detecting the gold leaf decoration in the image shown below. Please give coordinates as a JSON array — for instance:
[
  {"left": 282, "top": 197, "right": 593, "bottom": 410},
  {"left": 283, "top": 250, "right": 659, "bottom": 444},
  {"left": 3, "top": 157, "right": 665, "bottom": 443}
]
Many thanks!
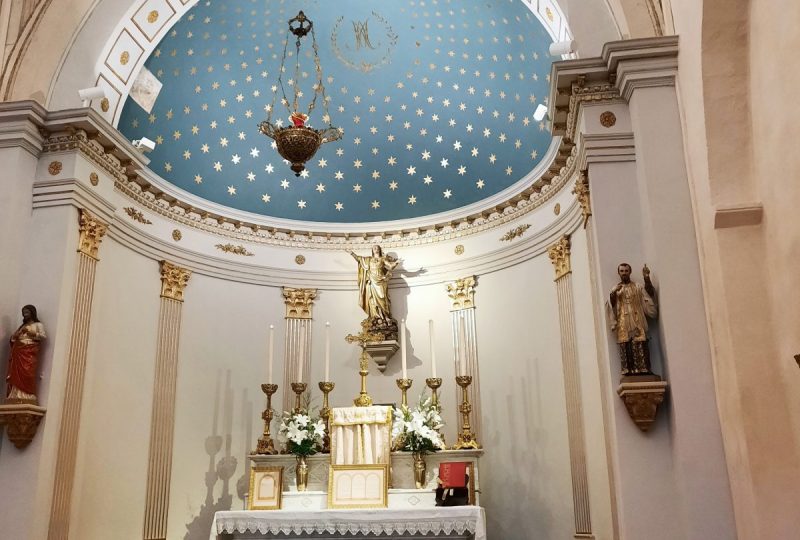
[
  {"left": 499, "top": 224, "right": 531, "bottom": 242},
  {"left": 89, "top": 172, "right": 99, "bottom": 186},
  {"left": 48, "top": 161, "right": 62, "bottom": 175},
  {"left": 172, "top": 229, "right": 182, "bottom": 241},
  {"left": 147, "top": 10, "right": 159, "bottom": 23},
  {"left": 123, "top": 206, "right": 152, "bottom": 224},
  {"left": 454, "top": 244, "right": 465, "bottom": 255},
  {"left": 295, "top": 254, "right": 306, "bottom": 265},
  {"left": 215, "top": 243, "right": 254, "bottom": 256},
  {"left": 120, "top": 51, "right": 130, "bottom": 65}
]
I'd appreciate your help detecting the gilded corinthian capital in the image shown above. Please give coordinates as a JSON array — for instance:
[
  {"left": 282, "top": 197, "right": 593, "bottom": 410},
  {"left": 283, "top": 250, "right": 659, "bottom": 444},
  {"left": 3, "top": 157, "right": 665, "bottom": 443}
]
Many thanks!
[
  {"left": 282, "top": 287, "right": 317, "bottom": 319},
  {"left": 548, "top": 235, "right": 572, "bottom": 281},
  {"left": 159, "top": 261, "right": 191, "bottom": 302},
  {"left": 78, "top": 209, "right": 108, "bottom": 259},
  {"left": 447, "top": 276, "right": 477, "bottom": 311}
]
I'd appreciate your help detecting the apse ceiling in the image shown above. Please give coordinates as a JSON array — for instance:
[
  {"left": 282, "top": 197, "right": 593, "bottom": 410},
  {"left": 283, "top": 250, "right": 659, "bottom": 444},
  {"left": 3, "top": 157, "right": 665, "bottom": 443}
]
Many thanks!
[{"left": 118, "top": 0, "right": 556, "bottom": 223}]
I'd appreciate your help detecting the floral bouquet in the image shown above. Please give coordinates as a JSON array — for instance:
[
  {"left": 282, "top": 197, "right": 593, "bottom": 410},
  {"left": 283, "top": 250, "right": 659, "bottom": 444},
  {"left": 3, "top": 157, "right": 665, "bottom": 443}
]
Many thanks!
[
  {"left": 392, "top": 396, "right": 445, "bottom": 453},
  {"left": 279, "top": 410, "right": 326, "bottom": 456}
]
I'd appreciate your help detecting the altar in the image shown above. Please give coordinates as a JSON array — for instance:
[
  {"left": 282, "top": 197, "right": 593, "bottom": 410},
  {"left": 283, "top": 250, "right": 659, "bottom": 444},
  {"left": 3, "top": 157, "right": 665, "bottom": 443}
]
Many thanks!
[{"left": 211, "top": 507, "right": 486, "bottom": 539}]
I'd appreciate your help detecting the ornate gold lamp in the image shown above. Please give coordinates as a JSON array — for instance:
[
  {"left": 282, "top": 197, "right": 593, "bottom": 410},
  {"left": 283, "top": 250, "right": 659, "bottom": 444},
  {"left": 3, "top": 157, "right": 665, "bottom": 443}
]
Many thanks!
[{"left": 258, "top": 11, "right": 341, "bottom": 176}]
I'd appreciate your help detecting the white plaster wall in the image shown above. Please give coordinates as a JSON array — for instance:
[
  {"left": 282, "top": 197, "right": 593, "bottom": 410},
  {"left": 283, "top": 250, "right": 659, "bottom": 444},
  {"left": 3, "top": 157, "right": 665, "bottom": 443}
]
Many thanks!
[
  {"left": 477, "top": 254, "right": 573, "bottom": 540},
  {"left": 71, "top": 237, "right": 161, "bottom": 539},
  {"left": 41, "top": 229, "right": 583, "bottom": 540}
]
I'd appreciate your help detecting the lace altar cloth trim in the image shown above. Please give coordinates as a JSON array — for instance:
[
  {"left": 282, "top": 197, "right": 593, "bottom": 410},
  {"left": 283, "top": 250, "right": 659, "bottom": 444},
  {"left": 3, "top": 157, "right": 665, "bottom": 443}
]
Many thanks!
[{"left": 213, "top": 507, "right": 486, "bottom": 539}]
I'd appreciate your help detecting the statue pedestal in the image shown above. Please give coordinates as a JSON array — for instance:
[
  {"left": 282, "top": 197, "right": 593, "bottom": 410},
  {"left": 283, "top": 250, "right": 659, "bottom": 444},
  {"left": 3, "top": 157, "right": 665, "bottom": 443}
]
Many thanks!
[
  {"left": 365, "top": 340, "right": 399, "bottom": 372},
  {"left": 0, "top": 401, "right": 47, "bottom": 449},
  {"left": 617, "top": 376, "right": 668, "bottom": 432}
]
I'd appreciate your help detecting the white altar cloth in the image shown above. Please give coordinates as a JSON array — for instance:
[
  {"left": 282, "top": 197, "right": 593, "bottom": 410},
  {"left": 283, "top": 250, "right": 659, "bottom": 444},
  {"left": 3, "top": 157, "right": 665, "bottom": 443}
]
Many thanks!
[{"left": 211, "top": 507, "right": 486, "bottom": 539}]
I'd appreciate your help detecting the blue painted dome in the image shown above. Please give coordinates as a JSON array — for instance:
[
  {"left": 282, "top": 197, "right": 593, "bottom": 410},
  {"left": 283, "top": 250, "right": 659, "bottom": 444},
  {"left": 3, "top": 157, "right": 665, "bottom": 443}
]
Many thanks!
[{"left": 119, "top": 0, "right": 555, "bottom": 223}]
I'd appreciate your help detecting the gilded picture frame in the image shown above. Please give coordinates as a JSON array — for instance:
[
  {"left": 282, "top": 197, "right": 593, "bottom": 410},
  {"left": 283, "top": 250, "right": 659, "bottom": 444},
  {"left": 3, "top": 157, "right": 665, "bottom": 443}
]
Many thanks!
[
  {"left": 327, "top": 464, "right": 389, "bottom": 509},
  {"left": 248, "top": 466, "right": 283, "bottom": 510}
]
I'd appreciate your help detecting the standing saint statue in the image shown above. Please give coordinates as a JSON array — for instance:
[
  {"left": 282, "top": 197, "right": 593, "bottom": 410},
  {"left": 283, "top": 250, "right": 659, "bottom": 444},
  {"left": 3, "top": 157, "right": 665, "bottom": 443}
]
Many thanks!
[
  {"left": 5, "top": 305, "right": 46, "bottom": 403},
  {"left": 349, "top": 245, "right": 400, "bottom": 341},
  {"left": 608, "top": 264, "right": 658, "bottom": 376}
]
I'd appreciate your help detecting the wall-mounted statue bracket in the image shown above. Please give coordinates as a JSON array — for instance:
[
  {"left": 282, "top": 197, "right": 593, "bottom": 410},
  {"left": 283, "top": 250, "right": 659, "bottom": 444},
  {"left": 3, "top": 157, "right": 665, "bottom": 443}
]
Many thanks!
[
  {"left": 0, "top": 402, "right": 47, "bottom": 449},
  {"left": 617, "top": 377, "right": 668, "bottom": 432}
]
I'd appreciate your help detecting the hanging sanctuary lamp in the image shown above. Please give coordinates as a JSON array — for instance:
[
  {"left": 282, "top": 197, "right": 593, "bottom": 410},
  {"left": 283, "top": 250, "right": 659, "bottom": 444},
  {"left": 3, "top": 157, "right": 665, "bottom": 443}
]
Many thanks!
[{"left": 258, "top": 11, "right": 341, "bottom": 176}]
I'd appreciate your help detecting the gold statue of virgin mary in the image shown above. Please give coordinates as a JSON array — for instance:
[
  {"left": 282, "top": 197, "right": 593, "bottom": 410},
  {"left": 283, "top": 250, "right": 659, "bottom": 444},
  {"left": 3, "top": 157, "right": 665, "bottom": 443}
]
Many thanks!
[{"left": 349, "top": 245, "right": 399, "bottom": 341}]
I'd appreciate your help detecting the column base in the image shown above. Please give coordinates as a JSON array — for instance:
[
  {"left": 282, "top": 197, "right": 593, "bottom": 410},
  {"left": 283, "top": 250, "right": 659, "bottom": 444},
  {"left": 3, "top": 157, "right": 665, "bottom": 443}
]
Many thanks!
[{"left": 617, "top": 376, "right": 668, "bottom": 432}]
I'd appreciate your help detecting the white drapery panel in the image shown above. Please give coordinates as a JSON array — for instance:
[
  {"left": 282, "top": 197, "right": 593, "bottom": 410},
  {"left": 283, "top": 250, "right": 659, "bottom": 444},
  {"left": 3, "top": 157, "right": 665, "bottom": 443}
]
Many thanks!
[{"left": 330, "top": 406, "right": 392, "bottom": 465}]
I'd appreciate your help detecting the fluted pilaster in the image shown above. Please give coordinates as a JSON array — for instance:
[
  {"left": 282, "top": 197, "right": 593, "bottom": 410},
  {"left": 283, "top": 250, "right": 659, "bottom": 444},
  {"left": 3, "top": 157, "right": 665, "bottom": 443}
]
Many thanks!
[
  {"left": 549, "top": 234, "right": 593, "bottom": 537},
  {"left": 447, "top": 276, "right": 481, "bottom": 441},
  {"left": 142, "top": 261, "right": 191, "bottom": 540},
  {"left": 281, "top": 287, "right": 316, "bottom": 412},
  {"left": 48, "top": 209, "right": 107, "bottom": 539}
]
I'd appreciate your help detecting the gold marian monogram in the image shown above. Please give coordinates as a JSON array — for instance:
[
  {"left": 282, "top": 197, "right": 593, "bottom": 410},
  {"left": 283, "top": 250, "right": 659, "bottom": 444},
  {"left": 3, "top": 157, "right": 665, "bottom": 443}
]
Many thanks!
[{"left": 352, "top": 19, "right": 376, "bottom": 50}]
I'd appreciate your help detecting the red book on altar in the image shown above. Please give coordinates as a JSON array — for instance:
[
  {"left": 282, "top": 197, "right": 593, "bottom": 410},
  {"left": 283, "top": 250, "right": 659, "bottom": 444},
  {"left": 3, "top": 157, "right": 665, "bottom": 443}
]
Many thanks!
[{"left": 438, "top": 462, "right": 469, "bottom": 488}]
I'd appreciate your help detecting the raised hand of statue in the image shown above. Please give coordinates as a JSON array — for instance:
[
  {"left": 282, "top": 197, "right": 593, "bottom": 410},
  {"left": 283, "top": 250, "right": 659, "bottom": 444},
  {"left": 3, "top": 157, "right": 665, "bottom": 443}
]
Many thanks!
[{"left": 642, "top": 264, "right": 655, "bottom": 296}]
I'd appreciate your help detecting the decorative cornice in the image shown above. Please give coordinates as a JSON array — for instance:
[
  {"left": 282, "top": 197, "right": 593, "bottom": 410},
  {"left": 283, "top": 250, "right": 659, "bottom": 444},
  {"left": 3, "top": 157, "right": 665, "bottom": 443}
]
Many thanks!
[
  {"left": 548, "top": 234, "right": 571, "bottom": 280},
  {"left": 1, "top": 102, "right": 582, "bottom": 249},
  {"left": 112, "top": 141, "right": 575, "bottom": 249},
  {"left": 500, "top": 224, "right": 531, "bottom": 242},
  {"left": 78, "top": 209, "right": 108, "bottom": 259},
  {"left": 564, "top": 80, "right": 621, "bottom": 142},
  {"left": 572, "top": 172, "right": 592, "bottom": 228},
  {"left": 282, "top": 287, "right": 317, "bottom": 319},
  {"left": 215, "top": 243, "right": 254, "bottom": 256},
  {"left": 42, "top": 129, "right": 128, "bottom": 182},
  {"left": 159, "top": 260, "right": 191, "bottom": 301},
  {"left": 123, "top": 206, "right": 152, "bottom": 224},
  {"left": 446, "top": 276, "right": 477, "bottom": 311}
]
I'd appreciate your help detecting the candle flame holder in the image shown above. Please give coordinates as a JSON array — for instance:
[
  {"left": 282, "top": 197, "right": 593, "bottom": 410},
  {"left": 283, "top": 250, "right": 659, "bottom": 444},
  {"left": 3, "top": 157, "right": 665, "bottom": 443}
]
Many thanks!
[
  {"left": 319, "top": 381, "right": 334, "bottom": 453},
  {"left": 452, "top": 375, "right": 481, "bottom": 450},
  {"left": 255, "top": 383, "right": 278, "bottom": 455},
  {"left": 291, "top": 382, "right": 307, "bottom": 413},
  {"left": 396, "top": 378, "right": 413, "bottom": 408},
  {"left": 425, "top": 377, "right": 442, "bottom": 409}
]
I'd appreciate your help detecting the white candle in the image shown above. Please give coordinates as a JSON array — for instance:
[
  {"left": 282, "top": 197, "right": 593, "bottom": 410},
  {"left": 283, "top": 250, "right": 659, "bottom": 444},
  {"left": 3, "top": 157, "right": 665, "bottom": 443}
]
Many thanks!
[
  {"left": 297, "top": 327, "right": 305, "bottom": 382},
  {"left": 325, "top": 321, "right": 331, "bottom": 382},
  {"left": 400, "top": 319, "right": 408, "bottom": 379},
  {"left": 429, "top": 319, "right": 437, "bottom": 378},
  {"left": 458, "top": 315, "right": 468, "bottom": 376},
  {"left": 268, "top": 324, "right": 274, "bottom": 384}
]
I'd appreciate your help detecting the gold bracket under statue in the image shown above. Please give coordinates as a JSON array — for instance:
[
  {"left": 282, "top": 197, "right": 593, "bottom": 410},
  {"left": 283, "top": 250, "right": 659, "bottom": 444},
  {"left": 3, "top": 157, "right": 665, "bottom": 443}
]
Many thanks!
[
  {"left": 396, "top": 378, "right": 412, "bottom": 408},
  {"left": 291, "top": 382, "right": 307, "bottom": 413},
  {"left": 319, "top": 381, "right": 334, "bottom": 452},
  {"left": 255, "top": 383, "right": 278, "bottom": 454},
  {"left": 346, "top": 325, "right": 383, "bottom": 407},
  {"left": 452, "top": 375, "right": 481, "bottom": 450}
]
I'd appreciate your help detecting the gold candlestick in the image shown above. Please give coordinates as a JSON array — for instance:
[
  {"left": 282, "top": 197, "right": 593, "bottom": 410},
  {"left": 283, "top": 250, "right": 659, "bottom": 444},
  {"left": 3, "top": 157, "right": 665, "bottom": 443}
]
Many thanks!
[
  {"left": 255, "top": 383, "right": 278, "bottom": 454},
  {"left": 452, "top": 375, "right": 481, "bottom": 450},
  {"left": 396, "top": 378, "right": 413, "bottom": 408},
  {"left": 319, "top": 381, "right": 334, "bottom": 453},
  {"left": 425, "top": 377, "right": 442, "bottom": 409},
  {"left": 291, "top": 382, "right": 307, "bottom": 413},
  {"left": 346, "top": 323, "right": 383, "bottom": 407}
]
